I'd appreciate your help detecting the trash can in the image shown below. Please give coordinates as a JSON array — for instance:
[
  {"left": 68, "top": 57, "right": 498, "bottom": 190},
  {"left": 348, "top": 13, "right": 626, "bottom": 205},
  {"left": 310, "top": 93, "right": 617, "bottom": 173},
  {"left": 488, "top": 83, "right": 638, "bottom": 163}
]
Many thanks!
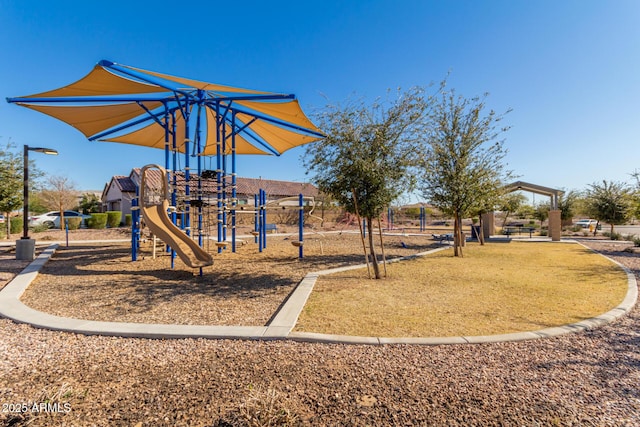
[{"left": 16, "top": 238, "right": 35, "bottom": 261}]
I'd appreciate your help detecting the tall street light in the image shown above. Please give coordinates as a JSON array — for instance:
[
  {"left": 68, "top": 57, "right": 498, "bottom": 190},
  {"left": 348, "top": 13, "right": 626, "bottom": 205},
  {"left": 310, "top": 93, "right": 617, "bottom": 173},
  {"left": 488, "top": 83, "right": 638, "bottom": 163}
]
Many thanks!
[{"left": 16, "top": 145, "right": 58, "bottom": 261}]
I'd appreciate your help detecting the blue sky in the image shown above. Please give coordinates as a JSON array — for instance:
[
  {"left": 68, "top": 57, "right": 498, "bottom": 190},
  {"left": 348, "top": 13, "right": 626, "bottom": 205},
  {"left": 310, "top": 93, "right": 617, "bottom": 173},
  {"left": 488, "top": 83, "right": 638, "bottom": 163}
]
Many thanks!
[{"left": 1, "top": 0, "right": 638, "bottom": 201}]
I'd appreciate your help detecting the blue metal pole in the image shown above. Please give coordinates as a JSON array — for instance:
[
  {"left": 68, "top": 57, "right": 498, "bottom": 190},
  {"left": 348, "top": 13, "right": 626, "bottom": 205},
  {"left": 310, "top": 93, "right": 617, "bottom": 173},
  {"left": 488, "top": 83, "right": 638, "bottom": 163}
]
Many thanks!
[
  {"left": 261, "top": 189, "right": 267, "bottom": 249},
  {"left": 298, "top": 193, "right": 304, "bottom": 259},
  {"left": 164, "top": 105, "right": 170, "bottom": 174},
  {"left": 231, "top": 112, "right": 237, "bottom": 253},
  {"left": 131, "top": 193, "right": 138, "bottom": 261},
  {"left": 221, "top": 120, "right": 227, "bottom": 247},
  {"left": 184, "top": 113, "right": 191, "bottom": 237},
  {"left": 170, "top": 112, "right": 177, "bottom": 267},
  {"left": 254, "top": 194, "right": 259, "bottom": 244},
  {"left": 195, "top": 97, "right": 204, "bottom": 247},
  {"left": 215, "top": 102, "right": 223, "bottom": 253},
  {"left": 258, "top": 190, "right": 264, "bottom": 253}
]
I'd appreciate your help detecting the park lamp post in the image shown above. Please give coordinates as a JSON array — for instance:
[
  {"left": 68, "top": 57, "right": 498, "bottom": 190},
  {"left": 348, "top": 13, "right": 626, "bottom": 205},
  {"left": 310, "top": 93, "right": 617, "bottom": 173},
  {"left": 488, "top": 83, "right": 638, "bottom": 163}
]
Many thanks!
[{"left": 16, "top": 145, "right": 58, "bottom": 261}]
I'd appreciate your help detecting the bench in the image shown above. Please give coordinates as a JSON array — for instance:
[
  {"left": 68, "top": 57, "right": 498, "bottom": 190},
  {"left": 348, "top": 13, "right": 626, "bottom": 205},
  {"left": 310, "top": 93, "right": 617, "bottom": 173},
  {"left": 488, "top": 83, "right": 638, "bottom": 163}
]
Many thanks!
[
  {"left": 265, "top": 223, "right": 278, "bottom": 233},
  {"left": 503, "top": 226, "right": 536, "bottom": 238},
  {"left": 432, "top": 233, "right": 453, "bottom": 243}
]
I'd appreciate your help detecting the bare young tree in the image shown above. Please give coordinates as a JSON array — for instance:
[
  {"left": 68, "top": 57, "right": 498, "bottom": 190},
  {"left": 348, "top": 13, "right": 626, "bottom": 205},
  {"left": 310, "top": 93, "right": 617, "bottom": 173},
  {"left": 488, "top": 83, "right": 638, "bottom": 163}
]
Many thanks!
[{"left": 39, "top": 175, "right": 78, "bottom": 230}]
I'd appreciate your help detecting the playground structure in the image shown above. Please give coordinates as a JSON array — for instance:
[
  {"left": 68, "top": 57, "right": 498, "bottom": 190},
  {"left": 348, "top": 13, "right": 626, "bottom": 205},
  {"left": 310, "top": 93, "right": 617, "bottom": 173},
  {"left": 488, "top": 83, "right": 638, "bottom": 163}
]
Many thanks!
[
  {"left": 386, "top": 205, "right": 428, "bottom": 233},
  {"left": 254, "top": 193, "right": 324, "bottom": 258},
  {"left": 7, "top": 60, "right": 325, "bottom": 266},
  {"left": 131, "top": 167, "right": 322, "bottom": 262},
  {"left": 137, "top": 164, "right": 213, "bottom": 268}
]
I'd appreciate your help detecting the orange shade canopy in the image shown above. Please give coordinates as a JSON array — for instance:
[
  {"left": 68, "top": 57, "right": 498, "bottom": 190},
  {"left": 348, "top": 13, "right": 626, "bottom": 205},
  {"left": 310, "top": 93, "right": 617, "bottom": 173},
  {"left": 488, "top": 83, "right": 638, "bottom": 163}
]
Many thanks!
[{"left": 7, "top": 60, "right": 324, "bottom": 156}]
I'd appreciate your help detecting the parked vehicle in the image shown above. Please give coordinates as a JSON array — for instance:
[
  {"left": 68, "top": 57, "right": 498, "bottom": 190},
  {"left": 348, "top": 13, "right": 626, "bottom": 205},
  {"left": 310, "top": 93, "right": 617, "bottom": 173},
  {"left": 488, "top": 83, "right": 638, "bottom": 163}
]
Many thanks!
[
  {"left": 0, "top": 214, "right": 5, "bottom": 224},
  {"left": 575, "top": 219, "right": 598, "bottom": 228},
  {"left": 29, "top": 211, "right": 91, "bottom": 228}
]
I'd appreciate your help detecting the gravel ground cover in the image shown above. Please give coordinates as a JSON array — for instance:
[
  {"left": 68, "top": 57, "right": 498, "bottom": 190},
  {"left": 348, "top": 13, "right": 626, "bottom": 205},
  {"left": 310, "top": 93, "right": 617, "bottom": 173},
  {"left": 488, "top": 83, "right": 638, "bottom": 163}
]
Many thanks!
[{"left": 0, "top": 232, "right": 639, "bottom": 426}]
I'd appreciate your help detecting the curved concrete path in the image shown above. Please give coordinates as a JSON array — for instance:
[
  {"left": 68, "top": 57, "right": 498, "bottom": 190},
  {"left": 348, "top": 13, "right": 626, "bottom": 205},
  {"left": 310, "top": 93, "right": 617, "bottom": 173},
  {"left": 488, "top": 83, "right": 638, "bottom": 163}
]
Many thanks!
[{"left": 0, "top": 241, "right": 637, "bottom": 345}]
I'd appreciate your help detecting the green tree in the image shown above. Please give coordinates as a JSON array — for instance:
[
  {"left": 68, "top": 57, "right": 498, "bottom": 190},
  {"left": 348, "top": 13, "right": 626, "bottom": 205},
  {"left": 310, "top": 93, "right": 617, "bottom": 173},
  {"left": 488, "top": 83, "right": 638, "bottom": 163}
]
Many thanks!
[
  {"left": 0, "top": 141, "right": 44, "bottom": 238},
  {"left": 419, "top": 90, "right": 511, "bottom": 256},
  {"left": 499, "top": 192, "right": 526, "bottom": 227},
  {"left": 584, "top": 180, "right": 631, "bottom": 235},
  {"left": 629, "top": 170, "right": 640, "bottom": 221},
  {"left": 0, "top": 144, "right": 23, "bottom": 238},
  {"left": 77, "top": 193, "right": 101, "bottom": 214},
  {"left": 533, "top": 203, "right": 550, "bottom": 226},
  {"left": 557, "top": 190, "right": 579, "bottom": 224},
  {"left": 304, "top": 87, "right": 428, "bottom": 278},
  {"left": 515, "top": 203, "right": 535, "bottom": 220}
]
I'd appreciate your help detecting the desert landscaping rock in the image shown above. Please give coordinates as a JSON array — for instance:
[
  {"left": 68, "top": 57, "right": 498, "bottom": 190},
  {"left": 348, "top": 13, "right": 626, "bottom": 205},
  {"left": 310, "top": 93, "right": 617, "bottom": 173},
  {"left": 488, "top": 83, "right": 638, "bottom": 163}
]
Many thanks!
[{"left": 1, "top": 231, "right": 639, "bottom": 425}]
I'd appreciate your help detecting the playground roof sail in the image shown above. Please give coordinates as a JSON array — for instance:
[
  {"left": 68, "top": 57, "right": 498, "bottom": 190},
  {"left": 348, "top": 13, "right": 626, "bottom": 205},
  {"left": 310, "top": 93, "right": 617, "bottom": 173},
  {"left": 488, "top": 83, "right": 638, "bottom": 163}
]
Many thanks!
[{"left": 6, "top": 60, "right": 325, "bottom": 156}]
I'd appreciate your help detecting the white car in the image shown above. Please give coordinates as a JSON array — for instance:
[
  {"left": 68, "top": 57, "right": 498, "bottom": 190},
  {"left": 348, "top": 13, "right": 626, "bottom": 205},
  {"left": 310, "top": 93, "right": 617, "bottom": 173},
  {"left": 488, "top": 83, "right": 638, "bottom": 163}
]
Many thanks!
[
  {"left": 575, "top": 219, "right": 598, "bottom": 228},
  {"left": 0, "top": 214, "right": 5, "bottom": 224},
  {"left": 29, "top": 211, "right": 91, "bottom": 228}
]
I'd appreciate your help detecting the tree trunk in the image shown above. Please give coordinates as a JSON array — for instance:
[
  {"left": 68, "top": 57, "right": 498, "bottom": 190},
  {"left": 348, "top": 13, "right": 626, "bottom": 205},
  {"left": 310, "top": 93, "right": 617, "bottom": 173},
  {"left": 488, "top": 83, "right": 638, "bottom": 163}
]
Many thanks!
[
  {"left": 594, "top": 220, "right": 600, "bottom": 237},
  {"left": 59, "top": 205, "right": 65, "bottom": 231},
  {"left": 502, "top": 211, "right": 510, "bottom": 228},
  {"left": 4, "top": 211, "right": 10, "bottom": 239},
  {"left": 478, "top": 215, "right": 485, "bottom": 246},
  {"left": 453, "top": 212, "right": 463, "bottom": 257},
  {"left": 367, "top": 218, "right": 381, "bottom": 279}
]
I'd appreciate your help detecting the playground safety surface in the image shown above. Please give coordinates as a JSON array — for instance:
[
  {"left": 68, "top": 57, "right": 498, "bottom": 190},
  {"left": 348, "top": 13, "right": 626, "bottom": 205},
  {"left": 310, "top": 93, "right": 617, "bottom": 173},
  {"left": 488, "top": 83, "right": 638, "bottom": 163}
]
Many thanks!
[{"left": 0, "top": 231, "right": 636, "bottom": 345}]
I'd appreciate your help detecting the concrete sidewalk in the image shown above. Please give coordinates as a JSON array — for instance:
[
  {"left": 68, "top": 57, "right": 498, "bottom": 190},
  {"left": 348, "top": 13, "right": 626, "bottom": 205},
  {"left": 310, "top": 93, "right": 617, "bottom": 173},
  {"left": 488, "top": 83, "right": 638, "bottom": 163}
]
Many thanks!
[{"left": 0, "top": 242, "right": 636, "bottom": 345}]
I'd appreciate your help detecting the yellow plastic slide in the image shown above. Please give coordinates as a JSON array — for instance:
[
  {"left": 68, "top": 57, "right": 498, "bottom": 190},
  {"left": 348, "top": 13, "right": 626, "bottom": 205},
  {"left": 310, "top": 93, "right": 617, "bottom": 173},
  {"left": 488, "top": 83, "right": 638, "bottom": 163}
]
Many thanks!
[{"left": 140, "top": 164, "right": 213, "bottom": 269}]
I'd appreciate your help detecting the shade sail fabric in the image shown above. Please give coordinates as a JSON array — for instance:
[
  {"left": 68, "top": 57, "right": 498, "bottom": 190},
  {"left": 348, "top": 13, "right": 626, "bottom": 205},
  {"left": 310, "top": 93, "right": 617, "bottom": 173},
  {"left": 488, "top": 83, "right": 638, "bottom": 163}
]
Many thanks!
[
  {"left": 120, "top": 64, "right": 273, "bottom": 96},
  {"left": 17, "top": 101, "right": 162, "bottom": 138},
  {"left": 21, "top": 66, "right": 167, "bottom": 99},
  {"left": 104, "top": 107, "right": 270, "bottom": 155},
  {"left": 235, "top": 111, "right": 322, "bottom": 154},
  {"left": 8, "top": 60, "right": 324, "bottom": 156},
  {"left": 235, "top": 99, "right": 322, "bottom": 134}
]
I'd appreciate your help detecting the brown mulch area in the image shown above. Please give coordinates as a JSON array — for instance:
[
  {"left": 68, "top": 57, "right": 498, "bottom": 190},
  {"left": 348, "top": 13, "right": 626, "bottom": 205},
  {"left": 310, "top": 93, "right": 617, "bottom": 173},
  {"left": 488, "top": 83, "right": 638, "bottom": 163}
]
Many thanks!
[
  {"left": 20, "top": 229, "right": 437, "bottom": 326},
  {"left": 0, "top": 233, "right": 639, "bottom": 426}
]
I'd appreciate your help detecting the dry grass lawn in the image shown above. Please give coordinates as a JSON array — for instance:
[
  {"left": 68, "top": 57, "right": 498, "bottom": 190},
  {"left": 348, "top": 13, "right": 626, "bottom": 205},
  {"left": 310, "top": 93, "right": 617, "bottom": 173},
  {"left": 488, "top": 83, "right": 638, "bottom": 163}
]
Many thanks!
[{"left": 294, "top": 241, "right": 629, "bottom": 337}]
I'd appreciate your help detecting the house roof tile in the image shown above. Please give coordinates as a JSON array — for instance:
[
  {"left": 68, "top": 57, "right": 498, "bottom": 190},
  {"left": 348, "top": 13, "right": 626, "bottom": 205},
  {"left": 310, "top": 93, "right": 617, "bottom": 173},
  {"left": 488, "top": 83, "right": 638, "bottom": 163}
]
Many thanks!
[{"left": 115, "top": 169, "right": 318, "bottom": 199}]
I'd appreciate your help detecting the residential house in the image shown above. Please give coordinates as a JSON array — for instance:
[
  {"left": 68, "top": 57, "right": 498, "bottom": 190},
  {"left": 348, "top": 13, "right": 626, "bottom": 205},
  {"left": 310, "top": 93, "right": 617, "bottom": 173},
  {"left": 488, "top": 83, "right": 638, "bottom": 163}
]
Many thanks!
[{"left": 101, "top": 168, "right": 319, "bottom": 218}]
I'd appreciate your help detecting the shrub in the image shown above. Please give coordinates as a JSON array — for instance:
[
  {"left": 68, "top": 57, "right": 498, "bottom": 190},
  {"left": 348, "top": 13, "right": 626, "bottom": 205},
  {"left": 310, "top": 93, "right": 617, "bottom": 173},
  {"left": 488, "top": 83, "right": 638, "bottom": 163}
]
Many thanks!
[
  {"left": 106, "top": 211, "right": 122, "bottom": 228},
  {"left": 222, "top": 386, "right": 299, "bottom": 427},
  {"left": 125, "top": 214, "right": 132, "bottom": 227},
  {"left": 64, "top": 217, "right": 82, "bottom": 230},
  {"left": 10, "top": 217, "right": 22, "bottom": 234},
  {"left": 87, "top": 213, "right": 108, "bottom": 229},
  {"left": 603, "top": 231, "right": 622, "bottom": 241}
]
